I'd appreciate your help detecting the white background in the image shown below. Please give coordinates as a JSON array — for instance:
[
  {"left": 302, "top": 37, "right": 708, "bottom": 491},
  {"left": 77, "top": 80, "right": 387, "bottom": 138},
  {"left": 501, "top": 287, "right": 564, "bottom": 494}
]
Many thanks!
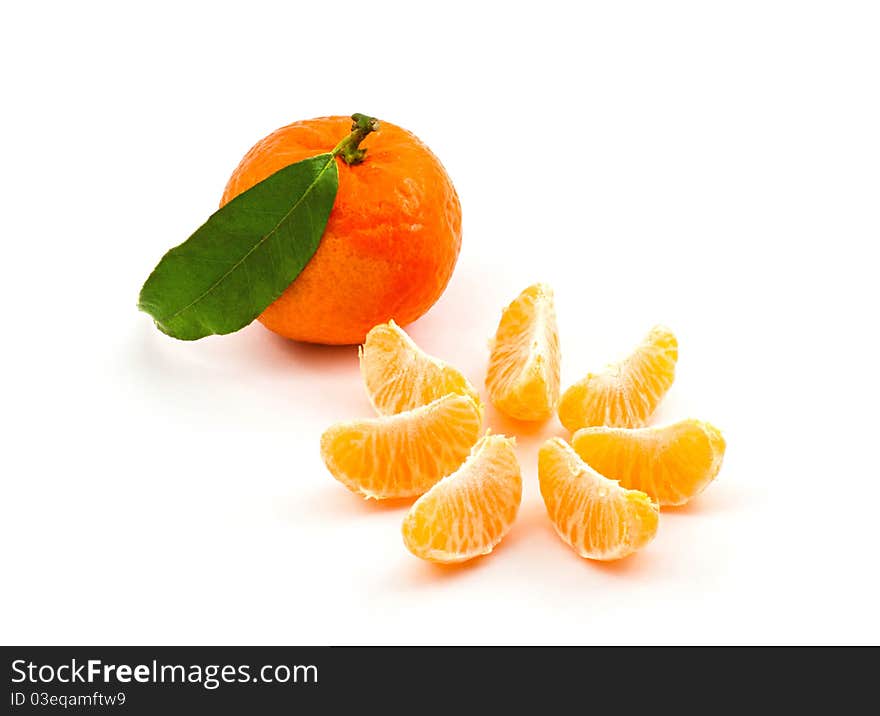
[{"left": 2, "top": 1, "right": 878, "bottom": 645}]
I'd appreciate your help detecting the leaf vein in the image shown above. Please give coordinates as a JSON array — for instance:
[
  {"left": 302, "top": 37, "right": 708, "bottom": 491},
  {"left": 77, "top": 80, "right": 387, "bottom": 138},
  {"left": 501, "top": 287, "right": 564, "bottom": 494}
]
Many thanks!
[{"left": 157, "top": 154, "right": 336, "bottom": 325}]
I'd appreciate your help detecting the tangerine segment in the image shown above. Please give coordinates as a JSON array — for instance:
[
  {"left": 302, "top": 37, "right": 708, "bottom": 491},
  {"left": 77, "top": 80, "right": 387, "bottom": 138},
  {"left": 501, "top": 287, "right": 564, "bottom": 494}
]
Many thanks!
[
  {"left": 402, "top": 435, "right": 522, "bottom": 564},
  {"left": 360, "top": 320, "right": 481, "bottom": 416},
  {"left": 558, "top": 326, "right": 678, "bottom": 432},
  {"left": 320, "top": 394, "right": 482, "bottom": 499},
  {"left": 486, "top": 284, "right": 561, "bottom": 421},
  {"left": 572, "top": 420, "right": 726, "bottom": 507},
  {"left": 538, "top": 438, "right": 659, "bottom": 561}
]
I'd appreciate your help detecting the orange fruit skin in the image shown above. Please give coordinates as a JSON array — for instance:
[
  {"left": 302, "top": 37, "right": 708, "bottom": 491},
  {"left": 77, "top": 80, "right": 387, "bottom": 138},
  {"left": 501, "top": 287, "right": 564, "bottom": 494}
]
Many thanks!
[{"left": 221, "top": 116, "right": 462, "bottom": 345}]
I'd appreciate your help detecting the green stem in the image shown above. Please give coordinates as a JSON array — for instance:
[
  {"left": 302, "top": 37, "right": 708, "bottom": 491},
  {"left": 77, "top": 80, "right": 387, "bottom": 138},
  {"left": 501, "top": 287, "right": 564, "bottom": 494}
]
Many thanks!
[{"left": 332, "top": 113, "right": 380, "bottom": 165}]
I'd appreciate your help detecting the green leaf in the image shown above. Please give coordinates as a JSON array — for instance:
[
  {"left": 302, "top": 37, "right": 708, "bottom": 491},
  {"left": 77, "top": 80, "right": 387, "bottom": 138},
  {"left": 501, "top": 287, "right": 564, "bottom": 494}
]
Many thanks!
[{"left": 138, "top": 153, "right": 338, "bottom": 340}]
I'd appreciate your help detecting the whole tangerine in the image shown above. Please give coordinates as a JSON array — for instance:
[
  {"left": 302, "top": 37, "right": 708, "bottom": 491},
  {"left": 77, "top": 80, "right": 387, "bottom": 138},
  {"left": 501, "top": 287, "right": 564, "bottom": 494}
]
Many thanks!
[{"left": 220, "top": 115, "right": 462, "bottom": 345}]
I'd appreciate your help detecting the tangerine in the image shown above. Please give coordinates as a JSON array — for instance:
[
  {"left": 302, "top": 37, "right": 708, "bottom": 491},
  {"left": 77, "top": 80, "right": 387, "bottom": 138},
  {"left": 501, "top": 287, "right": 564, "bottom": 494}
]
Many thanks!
[{"left": 221, "top": 115, "right": 462, "bottom": 344}]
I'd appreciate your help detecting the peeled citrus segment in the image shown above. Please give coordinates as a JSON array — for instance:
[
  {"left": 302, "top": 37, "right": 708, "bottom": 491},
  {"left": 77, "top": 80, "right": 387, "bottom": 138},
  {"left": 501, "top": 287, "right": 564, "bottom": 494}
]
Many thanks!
[
  {"left": 486, "top": 283, "right": 561, "bottom": 421},
  {"left": 538, "top": 438, "right": 659, "bottom": 561},
  {"left": 572, "top": 419, "right": 726, "bottom": 507},
  {"left": 402, "top": 434, "right": 522, "bottom": 564},
  {"left": 360, "top": 320, "right": 481, "bottom": 416},
  {"left": 320, "top": 394, "right": 482, "bottom": 499},
  {"left": 558, "top": 325, "right": 678, "bottom": 432}
]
